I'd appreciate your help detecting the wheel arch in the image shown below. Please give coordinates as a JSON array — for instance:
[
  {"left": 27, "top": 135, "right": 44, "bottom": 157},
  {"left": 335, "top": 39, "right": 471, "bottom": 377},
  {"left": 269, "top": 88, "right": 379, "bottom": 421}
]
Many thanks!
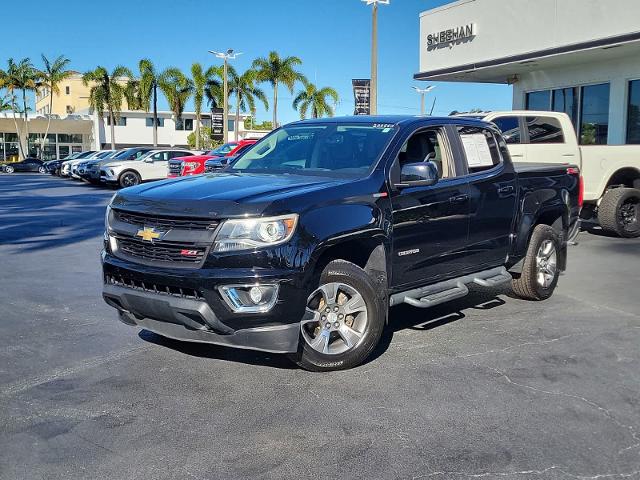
[{"left": 604, "top": 167, "right": 640, "bottom": 193}]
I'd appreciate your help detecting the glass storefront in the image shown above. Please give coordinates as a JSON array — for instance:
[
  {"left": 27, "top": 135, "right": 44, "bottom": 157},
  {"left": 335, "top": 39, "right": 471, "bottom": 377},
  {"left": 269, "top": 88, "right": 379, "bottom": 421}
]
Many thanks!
[
  {"left": 627, "top": 79, "right": 640, "bottom": 144},
  {"left": 580, "top": 83, "right": 610, "bottom": 145},
  {"left": 0, "top": 132, "right": 85, "bottom": 161}
]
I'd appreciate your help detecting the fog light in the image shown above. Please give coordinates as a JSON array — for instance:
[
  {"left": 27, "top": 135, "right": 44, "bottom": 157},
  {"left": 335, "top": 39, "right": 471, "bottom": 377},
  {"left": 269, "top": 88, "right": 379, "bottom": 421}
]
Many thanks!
[
  {"left": 249, "top": 286, "right": 263, "bottom": 304},
  {"left": 219, "top": 284, "right": 279, "bottom": 313}
]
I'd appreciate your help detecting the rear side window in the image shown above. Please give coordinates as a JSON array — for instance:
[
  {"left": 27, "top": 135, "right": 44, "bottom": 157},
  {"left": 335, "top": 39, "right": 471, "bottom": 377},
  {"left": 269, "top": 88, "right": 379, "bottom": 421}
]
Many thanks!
[
  {"left": 526, "top": 116, "right": 565, "bottom": 144},
  {"left": 491, "top": 116, "right": 521, "bottom": 144},
  {"left": 457, "top": 126, "right": 502, "bottom": 174}
]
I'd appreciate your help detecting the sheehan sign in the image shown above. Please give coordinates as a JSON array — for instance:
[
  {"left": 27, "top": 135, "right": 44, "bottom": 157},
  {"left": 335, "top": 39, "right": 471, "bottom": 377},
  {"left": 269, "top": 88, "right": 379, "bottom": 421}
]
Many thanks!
[{"left": 427, "top": 23, "right": 475, "bottom": 47}]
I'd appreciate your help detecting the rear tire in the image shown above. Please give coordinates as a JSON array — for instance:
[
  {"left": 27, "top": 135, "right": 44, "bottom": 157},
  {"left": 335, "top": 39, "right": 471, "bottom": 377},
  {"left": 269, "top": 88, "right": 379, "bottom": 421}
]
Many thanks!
[
  {"left": 289, "top": 260, "right": 385, "bottom": 372},
  {"left": 38, "top": 166, "right": 46, "bottom": 174},
  {"left": 512, "top": 224, "right": 561, "bottom": 301},
  {"left": 598, "top": 188, "right": 640, "bottom": 238},
  {"left": 5, "top": 165, "right": 14, "bottom": 173},
  {"left": 119, "top": 171, "right": 141, "bottom": 188}
]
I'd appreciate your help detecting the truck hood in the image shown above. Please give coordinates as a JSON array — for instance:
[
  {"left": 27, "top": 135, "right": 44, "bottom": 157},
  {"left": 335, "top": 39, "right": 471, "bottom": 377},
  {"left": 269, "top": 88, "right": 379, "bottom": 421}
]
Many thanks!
[{"left": 112, "top": 172, "right": 351, "bottom": 218}]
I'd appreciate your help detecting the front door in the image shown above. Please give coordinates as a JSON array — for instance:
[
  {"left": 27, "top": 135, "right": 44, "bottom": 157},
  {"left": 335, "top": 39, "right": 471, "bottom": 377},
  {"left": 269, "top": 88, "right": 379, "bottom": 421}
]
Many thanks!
[{"left": 390, "top": 127, "right": 470, "bottom": 288}]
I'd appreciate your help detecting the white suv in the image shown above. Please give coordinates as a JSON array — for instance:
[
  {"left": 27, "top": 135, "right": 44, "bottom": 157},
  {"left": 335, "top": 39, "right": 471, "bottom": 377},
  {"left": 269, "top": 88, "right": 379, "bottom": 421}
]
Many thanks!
[{"left": 100, "top": 149, "right": 195, "bottom": 187}]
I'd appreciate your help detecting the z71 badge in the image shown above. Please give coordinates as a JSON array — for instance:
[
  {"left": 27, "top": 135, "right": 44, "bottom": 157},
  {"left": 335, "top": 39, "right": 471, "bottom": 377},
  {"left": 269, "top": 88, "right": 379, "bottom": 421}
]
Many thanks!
[{"left": 398, "top": 248, "right": 420, "bottom": 257}]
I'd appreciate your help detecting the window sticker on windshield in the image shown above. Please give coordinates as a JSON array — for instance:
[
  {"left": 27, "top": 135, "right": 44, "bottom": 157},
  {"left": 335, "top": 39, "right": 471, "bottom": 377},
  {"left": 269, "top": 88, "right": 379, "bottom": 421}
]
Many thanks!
[
  {"left": 460, "top": 134, "right": 494, "bottom": 167},
  {"left": 382, "top": 128, "right": 392, "bottom": 133},
  {"left": 373, "top": 123, "right": 394, "bottom": 129}
]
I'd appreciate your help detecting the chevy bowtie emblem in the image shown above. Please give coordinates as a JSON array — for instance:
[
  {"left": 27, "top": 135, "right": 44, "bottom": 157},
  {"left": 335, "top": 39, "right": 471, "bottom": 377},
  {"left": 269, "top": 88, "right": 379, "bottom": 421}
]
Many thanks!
[{"left": 136, "top": 226, "right": 163, "bottom": 242}]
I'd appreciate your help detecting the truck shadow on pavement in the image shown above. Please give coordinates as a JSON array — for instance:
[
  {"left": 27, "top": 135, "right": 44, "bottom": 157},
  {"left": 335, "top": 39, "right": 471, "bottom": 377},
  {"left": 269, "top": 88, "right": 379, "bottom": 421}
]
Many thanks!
[{"left": 138, "top": 284, "right": 511, "bottom": 370}]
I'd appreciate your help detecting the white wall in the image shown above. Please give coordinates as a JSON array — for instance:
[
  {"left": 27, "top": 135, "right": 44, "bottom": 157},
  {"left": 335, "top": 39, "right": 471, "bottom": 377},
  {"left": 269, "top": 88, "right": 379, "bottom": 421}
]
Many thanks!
[{"left": 419, "top": 0, "right": 640, "bottom": 75}]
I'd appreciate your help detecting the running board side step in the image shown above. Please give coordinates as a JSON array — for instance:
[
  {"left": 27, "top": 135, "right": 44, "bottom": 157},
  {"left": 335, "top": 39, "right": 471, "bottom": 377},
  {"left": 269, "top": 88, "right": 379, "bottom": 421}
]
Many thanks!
[{"left": 389, "top": 267, "right": 512, "bottom": 309}]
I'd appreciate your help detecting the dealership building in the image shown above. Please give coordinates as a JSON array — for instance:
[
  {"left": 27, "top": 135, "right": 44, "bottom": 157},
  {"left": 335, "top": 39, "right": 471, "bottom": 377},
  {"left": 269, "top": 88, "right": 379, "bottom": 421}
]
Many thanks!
[{"left": 415, "top": 0, "right": 640, "bottom": 146}]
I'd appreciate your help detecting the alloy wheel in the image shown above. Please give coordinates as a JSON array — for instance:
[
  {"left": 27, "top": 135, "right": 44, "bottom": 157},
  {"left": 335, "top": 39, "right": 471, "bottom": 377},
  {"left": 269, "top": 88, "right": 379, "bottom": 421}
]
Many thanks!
[
  {"left": 121, "top": 173, "right": 139, "bottom": 187},
  {"left": 535, "top": 239, "right": 557, "bottom": 288},
  {"left": 618, "top": 197, "right": 639, "bottom": 234},
  {"left": 301, "top": 282, "right": 368, "bottom": 355}
]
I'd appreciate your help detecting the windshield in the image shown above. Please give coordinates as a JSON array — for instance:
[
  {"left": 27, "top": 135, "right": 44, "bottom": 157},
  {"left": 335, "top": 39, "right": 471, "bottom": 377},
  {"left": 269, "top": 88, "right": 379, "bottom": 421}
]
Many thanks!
[
  {"left": 76, "top": 151, "right": 96, "bottom": 159},
  {"left": 209, "top": 143, "right": 237, "bottom": 156},
  {"left": 231, "top": 124, "right": 397, "bottom": 177}
]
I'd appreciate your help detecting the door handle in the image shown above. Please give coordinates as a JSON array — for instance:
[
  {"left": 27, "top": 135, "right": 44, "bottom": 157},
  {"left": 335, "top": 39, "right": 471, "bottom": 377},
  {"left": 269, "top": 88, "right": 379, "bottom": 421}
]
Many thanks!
[
  {"left": 510, "top": 153, "right": 524, "bottom": 158},
  {"left": 449, "top": 194, "right": 469, "bottom": 204},
  {"left": 498, "top": 185, "right": 514, "bottom": 194}
]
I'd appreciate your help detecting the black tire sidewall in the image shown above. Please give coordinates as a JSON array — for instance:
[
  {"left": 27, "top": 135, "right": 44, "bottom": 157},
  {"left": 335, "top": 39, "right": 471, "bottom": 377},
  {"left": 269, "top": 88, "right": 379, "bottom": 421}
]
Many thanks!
[
  {"left": 526, "top": 226, "right": 561, "bottom": 300},
  {"left": 119, "top": 171, "right": 140, "bottom": 188},
  {"left": 293, "top": 261, "right": 385, "bottom": 371},
  {"left": 613, "top": 190, "right": 639, "bottom": 238},
  {"left": 598, "top": 188, "right": 640, "bottom": 238}
]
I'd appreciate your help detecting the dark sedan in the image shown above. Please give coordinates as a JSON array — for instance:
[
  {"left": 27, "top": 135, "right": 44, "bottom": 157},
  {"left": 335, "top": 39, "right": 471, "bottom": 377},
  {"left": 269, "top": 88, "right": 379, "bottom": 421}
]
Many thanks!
[{"left": 1, "top": 158, "right": 46, "bottom": 174}]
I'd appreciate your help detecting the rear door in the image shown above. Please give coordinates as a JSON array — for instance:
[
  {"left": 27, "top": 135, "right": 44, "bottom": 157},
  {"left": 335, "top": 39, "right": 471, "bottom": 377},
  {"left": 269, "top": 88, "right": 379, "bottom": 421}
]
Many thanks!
[
  {"left": 390, "top": 125, "right": 471, "bottom": 288},
  {"left": 453, "top": 124, "right": 518, "bottom": 269}
]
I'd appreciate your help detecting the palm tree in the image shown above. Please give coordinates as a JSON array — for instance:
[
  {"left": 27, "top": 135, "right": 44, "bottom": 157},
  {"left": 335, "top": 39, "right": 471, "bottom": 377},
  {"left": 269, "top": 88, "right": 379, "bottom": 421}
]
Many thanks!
[
  {"left": 228, "top": 69, "right": 268, "bottom": 140},
  {"left": 2, "top": 58, "right": 40, "bottom": 158},
  {"left": 124, "top": 78, "right": 144, "bottom": 111},
  {"left": 138, "top": 59, "right": 162, "bottom": 146},
  {"left": 191, "top": 63, "right": 221, "bottom": 150},
  {"left": 83, "top": 65, "right": 133, "bottom": 150},
  {"left": 39, "top": 54, "right": 72, "bottom": 154},
  {"left": 204, "top": 65, "right": 226, "bottom": 110},
  {"left": 252, "top": 51, "right": 306, "bottom": 128},
  {"left": 159, "top": 68, "right": 194, "bottom": 131},
  {"left": 293, "top": 81, "right": 339, "bottom": 119}
]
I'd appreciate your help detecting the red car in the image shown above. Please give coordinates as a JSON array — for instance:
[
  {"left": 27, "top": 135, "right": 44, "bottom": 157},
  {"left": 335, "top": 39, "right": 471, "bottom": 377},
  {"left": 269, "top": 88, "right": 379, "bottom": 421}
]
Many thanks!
[{"left": 168, "top": 139, "right": 258, "bottom": 177}]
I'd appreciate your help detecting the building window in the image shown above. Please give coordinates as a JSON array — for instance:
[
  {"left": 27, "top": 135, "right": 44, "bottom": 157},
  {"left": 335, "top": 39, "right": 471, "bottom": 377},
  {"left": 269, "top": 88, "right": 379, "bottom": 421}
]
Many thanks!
[
  {"left": 175, "top": 118, "right": 193, "bottom": 131},
  {"left": 627, "top": 80, "right": 640, "bottom": 144},
  {"left": 228, "top": 119, "right": 235, "bottom": 132},
  {"left": 580, "top": 83, "right": 610, "bottom": 145},
  {"left": 146, "top": 117, "right": 165, "bottom": 127},
  {"left": 552, "top": 87, "right": 578, "bottom": 129},
  {"left": 106, "top": 116, "right": 127, "bottom": 126},
  {"left": 526, "top": 116, "right": 565, "bottom": 144},
  {"left": 525, "top": 90, "right": 551, "bottom": 111},
  {"left": 65, "top": 86, "right": 70, "bottom": 95}
]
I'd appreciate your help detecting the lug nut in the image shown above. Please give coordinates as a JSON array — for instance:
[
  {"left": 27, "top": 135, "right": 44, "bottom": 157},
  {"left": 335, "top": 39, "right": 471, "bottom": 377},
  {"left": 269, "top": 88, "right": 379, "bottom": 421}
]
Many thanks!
[
  {"left": 321, "top": 315, "right": 326, "bottom": 321},
  {"left": 333, "top": 322, "right": 339, "bottom": 328},
  {"left": 325, "top": 307, "right": 331, "bottom": 313},
  {"left": 333, "top": 306, "right": 339, "bottom": 312},
  {"left": 338, "top": 313, "right": 344, "bottom": 319},
  {"left": 325, "top": 323, "right": 331, "bottom": 329}
]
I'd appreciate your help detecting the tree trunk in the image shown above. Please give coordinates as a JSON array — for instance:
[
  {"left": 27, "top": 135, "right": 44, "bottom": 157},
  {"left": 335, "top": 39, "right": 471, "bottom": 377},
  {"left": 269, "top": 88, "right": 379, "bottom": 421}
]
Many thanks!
[
  {"left": 22, "top": 89, "right": 29, "bottom": 158},
  {"left": 235, "top": 95, "right": 240, "bottom": 142},
  {"left": 195, "top": 110, "right": 201, "bottom": 150},
  {"left": 273, "top": 81, "right": 278, "bottom": 129},
  {"left": 109, "top": 110, "right": 116, "bottom": 150},
  {"left": 11, "top": 106, "right": 26, "bottom": 160},
  {"left": 152, "top": 84, "right": 158, "bottom": 147},
  {"left": 41, "top": 85, "right": 54, "bottom": 159}
]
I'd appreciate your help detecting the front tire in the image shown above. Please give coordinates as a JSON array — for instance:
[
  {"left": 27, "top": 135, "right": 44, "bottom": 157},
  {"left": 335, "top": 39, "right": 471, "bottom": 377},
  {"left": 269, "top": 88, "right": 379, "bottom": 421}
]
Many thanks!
[
  {"left": 119, "top": 171, "right": 141, "bottom": 188},
  {"left": 512, "top": 224, "right": 561, "bottom": 301},
  {"left": 38, "top": 166, "right": 46, "bottom": 174},
  {"left": 290, "top": 260, "right": 385, "bottom": 372},
  {"left": 5, "top": 165, "right": 14, "bottom": 173},
  {"left": 598, "top": 188, "right": 640, "bottom": 238}
]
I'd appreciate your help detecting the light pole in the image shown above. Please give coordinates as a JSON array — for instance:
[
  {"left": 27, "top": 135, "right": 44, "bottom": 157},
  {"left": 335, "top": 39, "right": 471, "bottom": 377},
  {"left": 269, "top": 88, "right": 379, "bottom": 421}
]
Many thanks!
[
  {"left": 413, "top": 85, "right": 436, "bottom": 115},
  {"left": 208, "top": 49, "right": 242, "bottom": 143},
  {"left": 362, "top": 0, "right": 389, "bottom": 115}
]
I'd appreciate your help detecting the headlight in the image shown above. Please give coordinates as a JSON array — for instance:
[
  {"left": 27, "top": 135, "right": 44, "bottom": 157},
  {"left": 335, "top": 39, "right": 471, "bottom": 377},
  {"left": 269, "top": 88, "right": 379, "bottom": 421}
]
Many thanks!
[{"left": 213, "top": 214, "right": 298, "bottom": 252}]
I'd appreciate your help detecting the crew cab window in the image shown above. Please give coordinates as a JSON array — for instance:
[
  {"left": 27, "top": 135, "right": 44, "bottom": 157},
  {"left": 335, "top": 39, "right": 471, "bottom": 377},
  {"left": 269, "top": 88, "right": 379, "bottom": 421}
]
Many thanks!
[
  {"left": 457, "top": 126, "right": 502, "bottom": 174},
  {"left": 491, "top": 116, "right": 521, "bottom": 144},
  {"left": 525, "top": 116, "right": 565, "bottom": 144},
  {"left": 397, "top": 129, "right": 452, "bottom": 179}
]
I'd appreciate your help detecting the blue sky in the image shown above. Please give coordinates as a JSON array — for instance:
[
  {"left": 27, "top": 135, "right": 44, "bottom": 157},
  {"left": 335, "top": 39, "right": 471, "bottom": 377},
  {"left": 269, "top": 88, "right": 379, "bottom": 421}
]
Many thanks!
[{"left": 2, "top": 0, "right": 511, "bottom": 123}]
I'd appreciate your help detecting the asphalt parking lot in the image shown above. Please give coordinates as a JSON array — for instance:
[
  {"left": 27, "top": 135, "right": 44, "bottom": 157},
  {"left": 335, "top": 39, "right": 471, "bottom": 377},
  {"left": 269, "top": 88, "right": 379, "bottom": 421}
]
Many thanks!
[{"left": 1, "top": 173, "right": 639, "bottom": 480}]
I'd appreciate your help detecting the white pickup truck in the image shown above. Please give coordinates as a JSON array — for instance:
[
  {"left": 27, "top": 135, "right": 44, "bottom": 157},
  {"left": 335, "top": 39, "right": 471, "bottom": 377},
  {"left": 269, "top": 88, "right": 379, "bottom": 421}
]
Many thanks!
[{"left": 467, "top": 111, "right": 640, "bottom": 238}]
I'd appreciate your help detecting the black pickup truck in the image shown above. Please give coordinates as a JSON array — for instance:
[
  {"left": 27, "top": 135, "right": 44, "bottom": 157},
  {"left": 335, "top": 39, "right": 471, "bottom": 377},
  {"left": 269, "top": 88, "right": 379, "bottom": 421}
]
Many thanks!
[{"left": 102, "top": 115, "right": 581, "bottom": 371}]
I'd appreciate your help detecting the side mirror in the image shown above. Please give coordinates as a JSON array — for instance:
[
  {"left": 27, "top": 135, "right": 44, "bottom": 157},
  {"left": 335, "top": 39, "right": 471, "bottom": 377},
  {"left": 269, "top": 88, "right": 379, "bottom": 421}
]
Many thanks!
[{"left": 396, "top": 161, "right": 439, "bottom": 189}]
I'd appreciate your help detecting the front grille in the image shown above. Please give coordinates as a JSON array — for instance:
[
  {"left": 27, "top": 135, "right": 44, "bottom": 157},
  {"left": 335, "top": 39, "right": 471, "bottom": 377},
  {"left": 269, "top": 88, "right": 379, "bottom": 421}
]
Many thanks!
[
  {"left": 105, "top": 274, "right": 203, "bottom": 299},
  {"left": 114, "top": 210, "right": 219, "bottom": 231},
  {"left": 115, "top": 235, "right": 206, "bottom": 265},
  {"left": 168, "top": 161, "right": 182, "bottom": 176}
]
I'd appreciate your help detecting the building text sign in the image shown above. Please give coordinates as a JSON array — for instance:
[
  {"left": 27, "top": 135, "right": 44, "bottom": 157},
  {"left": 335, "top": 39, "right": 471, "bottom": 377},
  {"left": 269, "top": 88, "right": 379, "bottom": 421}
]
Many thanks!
[{"left": 427, "top": 23, "right": 475, "bottom": 48}]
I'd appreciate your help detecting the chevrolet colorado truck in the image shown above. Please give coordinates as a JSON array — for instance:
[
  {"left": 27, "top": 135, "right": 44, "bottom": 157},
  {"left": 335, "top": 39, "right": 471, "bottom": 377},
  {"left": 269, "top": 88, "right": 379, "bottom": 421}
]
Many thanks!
[{"left": 102, "top": 116, "right": 581, "bottom": 371}]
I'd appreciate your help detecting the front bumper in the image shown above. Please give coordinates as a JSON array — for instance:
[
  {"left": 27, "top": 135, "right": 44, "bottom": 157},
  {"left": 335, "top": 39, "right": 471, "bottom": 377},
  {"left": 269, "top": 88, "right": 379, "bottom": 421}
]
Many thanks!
[{"left": 102, "top": 253, "right": 307, "bottom": 354}]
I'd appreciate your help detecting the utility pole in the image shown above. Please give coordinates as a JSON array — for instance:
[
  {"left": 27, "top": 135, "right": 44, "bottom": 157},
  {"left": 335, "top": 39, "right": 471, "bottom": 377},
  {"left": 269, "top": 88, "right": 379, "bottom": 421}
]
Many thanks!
[
  {"left": 413, "top": 85, "right": 436, "bottom": 115},
  {"left": 208, "top": 49, "right": 242, "bottom": 143},
  {"left": 363, "top": 0, "right": 389, "bottom": 115}
]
